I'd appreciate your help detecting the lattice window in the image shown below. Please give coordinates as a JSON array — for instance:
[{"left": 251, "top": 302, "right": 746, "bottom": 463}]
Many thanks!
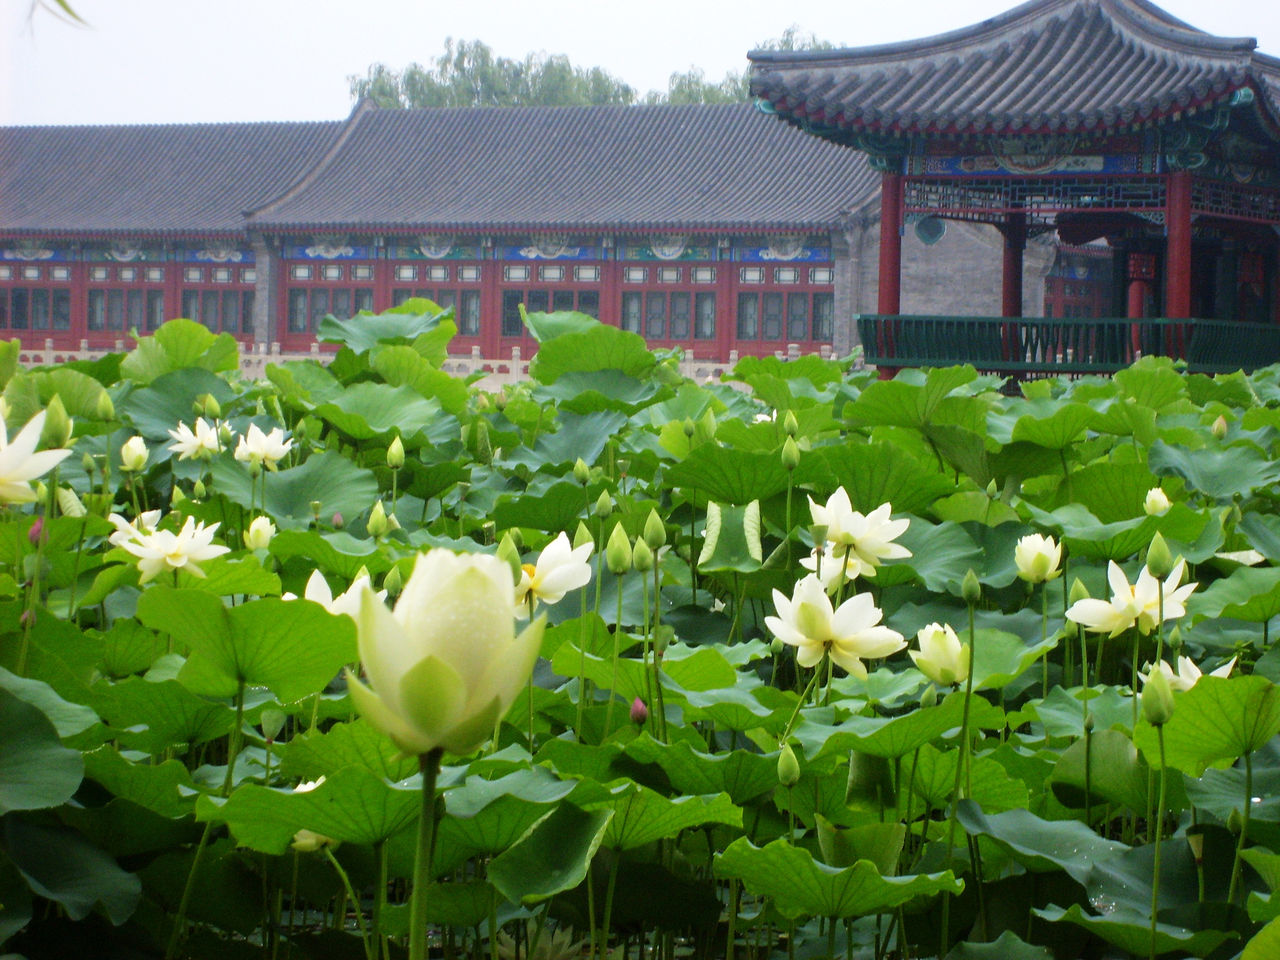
[
  {"left": 1191, "top": 179, "right": 1280, "bottom": 224},
  {"left": 905, "top": 177, "right": 1166, "bottom": 225}
]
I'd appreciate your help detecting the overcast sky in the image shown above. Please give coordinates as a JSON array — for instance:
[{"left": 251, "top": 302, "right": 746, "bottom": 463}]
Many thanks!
[{"left": 3, "top": 0, "right": 1279, "bottom": 127}]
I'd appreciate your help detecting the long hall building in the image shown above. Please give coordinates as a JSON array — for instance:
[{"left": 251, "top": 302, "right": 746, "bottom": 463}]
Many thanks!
[{"left": 0, "top": 100, "right": 1055, "bottom": 363}]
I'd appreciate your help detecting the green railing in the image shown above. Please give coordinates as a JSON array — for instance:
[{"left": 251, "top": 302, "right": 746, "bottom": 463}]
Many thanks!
[{"left": 855, "top": 315, "right": 1280, "bottom": 375}]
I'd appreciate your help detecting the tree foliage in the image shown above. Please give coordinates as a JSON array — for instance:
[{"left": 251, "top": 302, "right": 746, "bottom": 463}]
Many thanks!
[{"left": 348, "top": 29, "right": 836, "bottom": 109}]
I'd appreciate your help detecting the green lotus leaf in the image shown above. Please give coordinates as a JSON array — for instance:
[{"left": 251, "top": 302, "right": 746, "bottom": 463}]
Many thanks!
[
  {"left": 119, "top": 317, "right": 238, "bottom": 384},
  {"left": 3, "top": 366, "right": 115, "bottom": 429},
  {"left": 280, "top": 719, "right": 419, "bottom": 784},
  {"left": 0, "top": 688, "right": 83, "bottom": 814},
  {"left": 211, "top": 450, "right": 379, "bottom": 531},
  {"left": 197, "top": 766, "right": 420, "bottom": 854},
  {"left": 1049, "top": 729, "right": 1186, "bottom": 813},
  {"left": 523, "top": 309, "right": 599, "bottom": 342},
  {"left": 1133, "top": 676, "right": 1280, "bottom": 776},
  {"left": 955, "top": 800, "right": 1127, "bottom": 885},
  {"left": 1148, "top": 440, "right": 1280, "bottom": 502},
  {"left": 493, "top": 481, "right": 591, "bottom": 535},
  {"left": 489, "top": 804, "right": 613, "bottom": 905},
  {"left": 268, "top": 529, "right": 392, "bottom": 581},
  {"left": 504, "top": 410, "right": 628, "bottom": 470},
  {"left": 371, "top": 343, "right": 468, "bottom": 415},
  {"left": 316, "top": 305, "right": 453, "bottom": 354},
  {"left": 92, "top": 674, "right": 234, "bottom": 752},
  {"left": 82, "top": 745, "right": 197, "bottom": 818},
  {"left": 600, "top": 787, "right": 740, "bottom": 850},
  {"left": 624, "top": 735, "right": 779, "bottom": 805},
  {"left": 1183, "top": 764, "right": 1280, "bottom": 824},
  {"left": 993, "top": 401, "right": 1095, "bottom": 449},
  {"left": 1022, "top": 685, "right": 1134, "bottom": 739},
  {"left": 714, "top": 837, "right": 960, "bottom": 919},
  {"left": 1032, "top": 903, "right": 1235, "bottom": 958},
  {"left": 309, "top": 381, "right": 453, "bottom": 443},
  {"left": 842, "top": 366, "right": 978, "bottom": 430},
  {"left": 0, "top": 665, "right": 97, "bottom": 738},
  {"left": 380, "top": 881, "right": 494, "bottom": 931},
  {"left": 1114, "top": 356, "right": 1189, "bottom": 409},
  {"left": 698, "top": 501, "right": 762, "bottom": 573},
  {"left": 1245, "top": 917, "right": 1280, "bottom": 960},
  {"left": 900, "top": 744, "right": 1029, "bottom": 813},
  {"left": 1189, "top": 566, "right": 1280, "bottom": 623},
  {"left": 116, "top": 367, "right": 237, "bottom": 443},
  {"left": 1242, "top": 848, "right": 1280, "bottom": 893},
  {"left": 797, "top": 442, "right": 954, "bottom": 517},
  {"left": 537, "top": 371, "right": 668, "bottom": 415},
  {"left": 668, "top": 445, "right": 791, "bottom": 506},
  {"left": 874, "top": 518, "right": 979, "bottom": 592},
  {"left": 136, "top": 589, "right": 356, "bottom": 703},
  {"left": 4, "top": 816, "right": 141, "bottom": 924},
  {"left": 943, "top": 931, "right": 1055, "bottom": 960},
  {"left": 1065, "top": 460, "right": 1165, "bottom": 523},
  {"left": 529, "top": 322, "right": 656, "bottom": 383}
]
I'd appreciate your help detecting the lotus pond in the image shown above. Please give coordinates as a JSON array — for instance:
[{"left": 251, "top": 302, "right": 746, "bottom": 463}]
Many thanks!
[{"left": 7, "top": 308, "right": 1280, "bottom": 960}]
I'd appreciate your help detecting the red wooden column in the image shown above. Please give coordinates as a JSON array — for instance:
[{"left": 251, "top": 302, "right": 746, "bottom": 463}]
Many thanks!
[
  {"left": 877, "top": 172, "right": 904, "bottom": 315},
  {"left": 1165, "top": 171, "right": 1193, "bottom": 319},
  {"left": 1001, "top": 212, "right": 1026, "bottom": 318}
]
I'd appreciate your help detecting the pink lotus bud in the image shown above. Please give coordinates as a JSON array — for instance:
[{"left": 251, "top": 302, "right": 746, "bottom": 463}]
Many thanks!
[
  {"left": 630, "top": 697, "right": 648, "bottom": 726},
  {"left": 332, "top": 512, "right": 344, "bottom": 529},
  {"left": 19, "top": 609, "right": 35, "bottom": 627},
  {"left": 27, "top": 517, "right": 44, "bottom": 545}
]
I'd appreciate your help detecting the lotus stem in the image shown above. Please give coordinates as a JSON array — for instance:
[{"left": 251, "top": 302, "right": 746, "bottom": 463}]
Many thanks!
[
  {"left": 410, "top": 748, "right": 444, "bottom": 960},
  {"left": 324, "top": 846, "right": 374, "bottom": 960},
  {"left": 1228, "top": 750, "right": 1253, "bottom": 905},
  {"left": 1149, "top": 724, "right": 1168, "bottom": 960}
]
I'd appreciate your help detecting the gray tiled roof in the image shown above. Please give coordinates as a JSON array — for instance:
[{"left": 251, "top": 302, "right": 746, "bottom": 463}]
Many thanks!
[
  {"left": 749, "top": 0, "right": 1280, "bottom": 139},
  {"left": 0, "top": 121, "right": 344, "bottom": 236},
  {"left": 246, "top": 102, "right": 878, "bottom": 233}
]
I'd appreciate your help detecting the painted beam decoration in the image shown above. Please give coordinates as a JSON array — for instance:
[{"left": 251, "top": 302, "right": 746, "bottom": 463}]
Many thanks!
[{"left": 907, "top": 132, "right": 1160, "bottom": 177}]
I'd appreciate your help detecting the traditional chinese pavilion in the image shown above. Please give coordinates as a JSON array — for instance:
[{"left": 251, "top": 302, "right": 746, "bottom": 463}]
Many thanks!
[{"left": 750, "top": 0, "right": 1280, "bottom": 372}]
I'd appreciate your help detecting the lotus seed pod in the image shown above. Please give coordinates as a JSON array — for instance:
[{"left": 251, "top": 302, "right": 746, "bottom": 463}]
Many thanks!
[
  {"left": 1145, "top": 532, "right": 1174, "bottom": 580},
  {"left": 643, "top": 509, "right": 666, "bottom": 550},
  {"left": 573, "top": 457, "right": 591, "bottom": 484},
  {"left": 777, "top": 743, "right": 801, "bottom": 787},
  {"left": 386, "top": 435, "right": 405, "bottom": 470},
  {"left": 783, "top": 410, "right": 799, "bottom": 438},
  {"left": 1212, "top": 415, "right": 1228, "bottom": 440},
  {"left": 595, "top": 491, "right": 613, "bottom": 519},
  {"left": 781, "top": 436, "right": 801, "bottom": 471},
  {"left": 310, "top": 500, "right": 322, "bottom": 519},
  {"left": 632, "top": 538, "right": 654, "bottom": 572},
  {"left": 1084, "top": 712, "right": 1095, "bottom": 732},
  {"left": 961, "top": 568, "right": 981, "bottom": 605},
  {"left": 605, "top": 524, "right": 632, "bottom": 575}
]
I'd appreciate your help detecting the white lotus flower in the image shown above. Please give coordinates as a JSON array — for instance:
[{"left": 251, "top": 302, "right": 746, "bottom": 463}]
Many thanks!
[
  {"left": 1141, "top": 656, "right": 1235, "bottom": 693},
  {"left": 243, "top": 515, "right": 276, "bottom": 550},
  {"left": 764, "top": 574, "right": 905, "bottom": 678},
  {"left": 909, "top": 622, "right": 970, "bottom": 686},
  {"left": 234, "top": 423, "right": 292, "bottom": 471},
  {"left": 0, "top": 410, "right": 72, "bottom": 504},
  {"left": 1144, "top": 487, "right": 1171, "bottom": 516},
  {"left": 1066, "top": 559, "right": 1197, "bottom": 638},
  {"left": 514, "top": 532, "right": 593, "bottom": 619},
  {"left": 107, "top": 509, "right": 163, "bottom": 548},
  {"left": 346, "top": 549, "right": 545, "bottom": 756},
  {"left": 801, "top": 542, "right": 876, "bottom": 590},
  {"left": 119, "top": 435, "right": 149, "bottom": 472},
  {"left": 1014, "top": 533, "right": 1062, "bottom": 583},
  {"left": 809, "top": 489, "right": 911, "bottom": 570},
  {"left": 285, "top": 569, "right": 384, "bottom": 619},
  {"left": 119, "top": 515, "right": 230, "bottom": 583},
  {"left": 167, "top": 417, "right": 222, "bottom": 460}
]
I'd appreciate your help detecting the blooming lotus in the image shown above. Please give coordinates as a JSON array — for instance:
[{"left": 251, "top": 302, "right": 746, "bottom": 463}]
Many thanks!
[
  {"left": 167, "top": 417, "right": 222, "bottom": 460},
  {"left": 285, "top": 568, "right": 383, "bottom": 619},
  {"left": 234, "top": 423, "right": 292, "bottom": 471},
  {"left": 107, "top": 509, "right": 162, "bottom": 548},
  {"left": 120, "top": 435, "right": 149, "bottom": 472},
  {"left": 1066, "top": 559, "right": 1197, "bottom": 638},
  {"left": 1141, "top": 655, "right": 1235, "bottom": 692},
  {"left": 909, "top": 622, "right": 970, "bottom": 686},
  {"left": 801, "top": 543, "right": 876, "bottom": 590},
  {"left": 0, "top": 410, "right": 72, "bottom": 504},
  {"left": 514, "top": 531, "right": 593, "bottom": 618},
  {"left": 1014, "top": 533, "right": 1062, "bottom": 583},
  {"left": 119, "top": 515, "right": 230, "bottom": 583},
  {"left": 243, "top": 515, "right": 276, "bottom": 550},
  {"left": 808, "top": 489, "right": 911, "bottom": 570},
  {"left": 346, "top": 550, "right": 544, "bottom": 756},
  {"left": 765, "top": 574, "right": 905, "bottom": 678}
]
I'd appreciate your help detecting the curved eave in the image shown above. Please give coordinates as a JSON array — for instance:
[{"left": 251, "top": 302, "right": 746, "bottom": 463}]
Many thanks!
[
  {"left": 248, "top": 219, "right": 844, "bottom": 236},
  {"left": 0, "top": 227, "right": 248, "bottom": 241}
]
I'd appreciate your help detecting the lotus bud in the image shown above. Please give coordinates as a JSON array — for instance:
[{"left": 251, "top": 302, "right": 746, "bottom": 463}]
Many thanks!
[
  {"left": 42, "top": 395, "right": 73, "bottom": 448},
  {"left": 171, "top": 486, "right": 186, "bottom": 507},
  {"left": 473, "top": 419, "right": 492, "bottom": 465},
  {"left": 353, "top": 565, "right": 372, "bottom": 585},
  {"left": 1212, "top": 415, "right": 1228, "bottom": 440},
  {"left": 27, "top": 516, "right": 44, "bottom": 545},
  {"left": 56, "top": 486, "right": 86, "bottom": 518},
  {"left": 260, "top": 708, "right": 286, "bottom": 743},
  {"left": 310, "top": 500, "right": 322, "bottom": 522},
  {"left": 1228, "top": 808, "right": 1244, "bottom": 835},
  {"left": 383, "top": 563, "right": 404, "bottom": 598},
  {"left": 386, "top": 435, "right": 405, "bottom": 470},
  {"left": 1168, "top": 625, "right": 1182, "bottom": 653},
  {"left": 632, "top": 538, "right": 654, "bottom": 572},
  {"left": 119, "top": 435, "right": 148, "bottom": 472},
  {"left": 573, "top": 457, "right": 591, "bottom": 484},
  {"left": 1084, "top": 712, "right": 1095, "bottom": 732},
  {"left": 244, "top": 515, "right": 276, "bottom": 550},
  {"left": 695, "top": 408, "right": 717, "bottom": 443},
  {"left": 496, "top": 533, "right": 523, "bottom": 582},
  {"left": 33, "top": 480, "right": 47, "bottom": 503},
  {"left": 630, "top": 697, "right": 648, "bottom": 726},
  {"left": 682, "top": 418, "right": 696, "bottom": 438},
  {"left": 617, "top": 458, "right": 630, "bottom": 479},
  {"left": 643, "top": 509, "right": 666, "bottom": 550},
  {"left": 386, "top": 512, "right": 401, "bottom": 532},
  {"left": 1142, "top": 666, "right": 1175, "bottom": 726},
  {"left": 1144, "top": 486, "right": 1171, "bottom": 516},
  {"left": 192, "top": 479, "right": 207, "bottom": 499},
  {"left": 1063, "top": 618, "right": 1079, "bottom": 641},
  {"left": 219, "top": 422, "right": 234, "bottom": 446},
  {"left": 293, "top": 418, "right": 307, "bottom": 441},
  {"left": 94, "top": 390, "right": 115, "bottom": 421},
  {"left": 505, "top": 526, "right": 523, "bottom": 550},
  {"left": 265, "top": 396, "right": 284, "bottom": 423},
  {"left": 595, "top": 491, "right": 613, "bottom": 519},
  {"left": 986, "top": 478, "right": 999, "bottom": 498},
  {"left": 1146, "top": 532, "right": 1174, "bottom": 579},
  {"left": 367, "top": 501, "right": 389, "bottom": 538},
  {"left": 605, "top": 524, "right": 632, "bottom": 575},
  {"left": 1187, "top": 832, "right": 1205, "bottom": 865},
  {"left": 961, "top": 568, "right": 981, "bottom": 605},
  {"left": 781, "top": 436, "right": 800, "bottom": 471},
  {"left": 783, "top": 410, "right": 799, "bottom": 438},
  {"left": 920, "top": 684, "right": 937, "bottom": 709},
  {"left": 1014, "top": 533, "right": 1062, "bottom": 583},
  {"left": 81, "top": 452, "right": 95, "bottom": 475},
  {"left": 573, "top": 521, "right": 593, "bottom": 552},
  {"left": 1069, "top": 577, "right": 1090, "bottom": 605},
  {"left": 770, "top": 636, "right": 784, "bottom": 655},
  {"left": 777, "top": 743, "right": 801, "bottom": 787}
]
